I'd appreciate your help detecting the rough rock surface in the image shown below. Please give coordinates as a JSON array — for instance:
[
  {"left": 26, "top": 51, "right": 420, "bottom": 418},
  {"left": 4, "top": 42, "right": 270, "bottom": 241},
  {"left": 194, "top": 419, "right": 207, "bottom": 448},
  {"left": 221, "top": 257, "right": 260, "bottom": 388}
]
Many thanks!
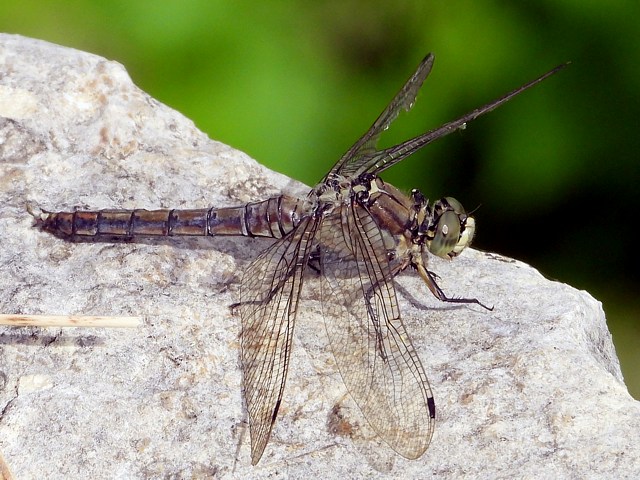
[{"left": 0, "top": 34, "right": 638, "bottom": 479}]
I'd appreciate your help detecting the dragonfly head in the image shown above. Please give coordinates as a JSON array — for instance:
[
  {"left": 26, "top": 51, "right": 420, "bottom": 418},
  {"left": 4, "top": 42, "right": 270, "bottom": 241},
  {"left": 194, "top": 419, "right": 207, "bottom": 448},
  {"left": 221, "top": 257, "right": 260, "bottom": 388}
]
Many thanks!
[{"left": 423, "top": 197, "right": 475, "bottom": 259}]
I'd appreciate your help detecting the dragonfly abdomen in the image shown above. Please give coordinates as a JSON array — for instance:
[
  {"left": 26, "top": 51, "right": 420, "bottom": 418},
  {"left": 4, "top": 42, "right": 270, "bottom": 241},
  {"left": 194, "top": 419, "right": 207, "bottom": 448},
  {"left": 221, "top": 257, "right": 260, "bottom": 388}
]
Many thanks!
[{"left": 37, "top": 195, "right": 304, "bottom": 239}]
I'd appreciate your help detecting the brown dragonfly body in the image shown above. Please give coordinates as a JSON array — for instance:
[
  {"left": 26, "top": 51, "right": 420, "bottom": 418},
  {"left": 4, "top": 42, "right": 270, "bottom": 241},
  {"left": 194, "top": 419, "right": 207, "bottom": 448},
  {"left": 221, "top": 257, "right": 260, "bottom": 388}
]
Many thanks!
[
  {"left": 36, "top": 54, "right": 566, "bottom": 464},
  {"left": 39, "top": 195, "right": 305, "bottom": 238}
]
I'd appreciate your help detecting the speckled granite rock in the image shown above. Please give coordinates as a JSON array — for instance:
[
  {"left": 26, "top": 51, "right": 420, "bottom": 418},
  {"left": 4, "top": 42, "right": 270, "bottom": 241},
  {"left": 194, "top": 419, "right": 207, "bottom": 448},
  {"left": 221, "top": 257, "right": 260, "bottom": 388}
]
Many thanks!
[{"left": 0, "top": 34, "right": 638, "bottom": 479}]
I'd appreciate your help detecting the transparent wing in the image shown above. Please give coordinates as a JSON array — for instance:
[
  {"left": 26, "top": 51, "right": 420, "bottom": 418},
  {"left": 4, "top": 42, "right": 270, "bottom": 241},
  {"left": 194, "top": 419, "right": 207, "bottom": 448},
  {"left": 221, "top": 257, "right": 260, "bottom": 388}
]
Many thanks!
[
  {"left": 318, "top": 202, "right": 435, "bottom": 459},
  {"left": 328, "top": 55, "right": 568, "bottom": 180},
  {"left": 363, "top": 62, "right": 569, "bottom": 175},
  {"left": 326, "top": 53, "right": 435, "bottom": 179},
  {"left": 237, "top": 216, "right": 320, "bottom": 464}
]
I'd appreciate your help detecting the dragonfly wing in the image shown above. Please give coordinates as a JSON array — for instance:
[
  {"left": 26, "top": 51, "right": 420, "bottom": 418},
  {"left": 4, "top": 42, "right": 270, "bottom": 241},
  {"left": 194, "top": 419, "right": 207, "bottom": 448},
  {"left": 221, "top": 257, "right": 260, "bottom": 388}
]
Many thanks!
[
  {"left": 318, "top": 203, "right": 435, "bottom": 459},
  {"left": 237, "top": 216, "right": 320, "bottom": 464},
  {"left": 348, "top": 62, "right": 570, "bottom": 176},
  {"left": 327, "top": 53, "right": 435, "bottom": 179}
]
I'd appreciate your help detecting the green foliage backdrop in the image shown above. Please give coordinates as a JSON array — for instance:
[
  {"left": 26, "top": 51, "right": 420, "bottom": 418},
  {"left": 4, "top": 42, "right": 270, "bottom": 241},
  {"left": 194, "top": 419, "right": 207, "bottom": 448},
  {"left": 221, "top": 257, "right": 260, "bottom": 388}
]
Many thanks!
[{"left": 1, "top": 2, "right": 638, "bottom": 397}]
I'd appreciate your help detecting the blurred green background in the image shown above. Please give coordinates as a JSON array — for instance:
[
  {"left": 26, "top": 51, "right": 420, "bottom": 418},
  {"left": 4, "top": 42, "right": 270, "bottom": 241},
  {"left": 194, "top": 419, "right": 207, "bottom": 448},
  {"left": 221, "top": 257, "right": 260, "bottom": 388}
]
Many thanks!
[{"left": 1, "top": 2, "right": 638, "bottom": 398}]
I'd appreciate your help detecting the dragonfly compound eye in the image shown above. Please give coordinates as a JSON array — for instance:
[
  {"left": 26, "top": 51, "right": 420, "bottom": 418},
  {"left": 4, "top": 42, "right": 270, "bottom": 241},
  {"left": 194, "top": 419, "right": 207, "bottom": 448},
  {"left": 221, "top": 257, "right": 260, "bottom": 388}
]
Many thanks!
[
  {"left": 443, "top": 196, "right": 465, "bottom": 214},
  {"left": 430, "top": 210, "right": 461, "bottom": 258}
]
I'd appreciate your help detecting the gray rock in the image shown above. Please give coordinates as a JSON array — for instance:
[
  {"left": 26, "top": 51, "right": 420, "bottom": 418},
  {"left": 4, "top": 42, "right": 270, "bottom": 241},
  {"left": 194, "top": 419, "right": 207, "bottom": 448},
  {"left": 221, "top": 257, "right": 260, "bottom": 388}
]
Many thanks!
[{"left": 0, "top": 34, "right": 638, "bottom": 479}]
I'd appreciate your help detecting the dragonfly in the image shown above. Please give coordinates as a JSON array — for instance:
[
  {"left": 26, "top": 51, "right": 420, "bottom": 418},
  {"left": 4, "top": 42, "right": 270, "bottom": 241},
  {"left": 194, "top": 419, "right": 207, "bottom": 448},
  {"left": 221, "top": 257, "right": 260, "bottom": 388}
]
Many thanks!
[{"left": 35, "top": 54, "right": 566, "bottom": 464}]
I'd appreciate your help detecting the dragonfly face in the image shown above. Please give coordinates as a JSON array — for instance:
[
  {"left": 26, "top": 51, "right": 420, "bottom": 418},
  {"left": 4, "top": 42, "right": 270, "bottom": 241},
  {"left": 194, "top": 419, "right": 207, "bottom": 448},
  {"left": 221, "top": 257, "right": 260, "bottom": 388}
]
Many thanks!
[
  {"left": 424, "top": 196, "right": 476, "bottom": 259},
  {"left": 35, "top": 53, "right": 567, "bottom": 464}
]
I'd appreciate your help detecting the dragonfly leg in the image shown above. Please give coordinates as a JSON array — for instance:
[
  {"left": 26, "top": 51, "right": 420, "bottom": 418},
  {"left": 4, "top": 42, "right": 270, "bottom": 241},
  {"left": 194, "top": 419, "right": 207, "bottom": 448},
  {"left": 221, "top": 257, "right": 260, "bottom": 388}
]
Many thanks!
[{"left": 415, "top": 261, "right": 493, "bottom": 311}]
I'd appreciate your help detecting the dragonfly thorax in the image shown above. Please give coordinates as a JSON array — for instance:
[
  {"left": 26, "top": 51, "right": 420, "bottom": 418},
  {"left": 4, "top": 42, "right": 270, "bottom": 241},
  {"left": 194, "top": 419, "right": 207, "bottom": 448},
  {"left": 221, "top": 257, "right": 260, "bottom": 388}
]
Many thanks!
[
  {"left": 312, "top": 174, "right": 355, "bottom": 207},
  {"left": 313, "top": 173, "right": 384, "bottom": 214}
]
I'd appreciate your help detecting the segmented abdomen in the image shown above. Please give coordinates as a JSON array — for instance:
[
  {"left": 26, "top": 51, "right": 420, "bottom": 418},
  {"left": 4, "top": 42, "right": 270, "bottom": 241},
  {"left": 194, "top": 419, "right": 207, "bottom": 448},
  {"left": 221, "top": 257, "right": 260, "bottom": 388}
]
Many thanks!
[{"left": 38, "top": 195, "right": 305, "bottom": 239}]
